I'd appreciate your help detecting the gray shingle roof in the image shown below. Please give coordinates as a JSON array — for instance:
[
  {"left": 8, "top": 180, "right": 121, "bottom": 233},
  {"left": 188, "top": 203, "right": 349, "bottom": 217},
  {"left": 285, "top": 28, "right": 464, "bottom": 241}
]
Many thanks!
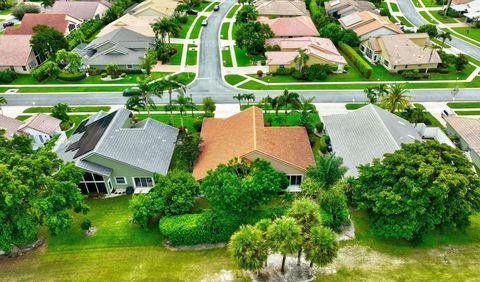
[
  {"left": 56, "top": 108, "right": 179, "bottom": 175},
  {"left": 323, "top": 104, "right": 421, "bottom": 177}
]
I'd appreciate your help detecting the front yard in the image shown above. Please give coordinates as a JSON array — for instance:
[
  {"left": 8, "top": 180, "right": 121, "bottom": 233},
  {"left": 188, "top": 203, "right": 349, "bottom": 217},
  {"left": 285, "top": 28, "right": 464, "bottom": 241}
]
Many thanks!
[{"left": 452, "top": 27, "right": 480, "bottom": 42}]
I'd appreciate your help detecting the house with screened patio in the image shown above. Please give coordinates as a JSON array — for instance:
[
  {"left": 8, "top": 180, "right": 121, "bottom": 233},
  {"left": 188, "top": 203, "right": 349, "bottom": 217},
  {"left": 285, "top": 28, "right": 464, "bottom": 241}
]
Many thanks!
[{"left": 55, "top": 108, "right": 179, "bottom": 194}]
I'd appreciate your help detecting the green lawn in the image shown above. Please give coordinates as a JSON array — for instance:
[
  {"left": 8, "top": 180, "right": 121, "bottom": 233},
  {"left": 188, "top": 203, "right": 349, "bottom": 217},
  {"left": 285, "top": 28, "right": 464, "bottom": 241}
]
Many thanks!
[
  {"left": 66, "top": 115, "right": 91, "bottom": 137},
  {"left": 232, "top": 22, "right": 241, "bottom": 40},
  {"left": 234, "top": 46, "right": 265, "bottom": 66},
  {"left": 0, "top": 9, "right": 11, "bottom": 15},
  {"left": 264, "top": 112, "right": 320, "bottom": 127},
  {"left": 422, "top": 0, "right": 442, "bottom": 6},
  {"left": 222, "top": 48, "right": 233, "bottom": 67},
  {"left": 224, "top": 74, "right": 246, "bottom": 85},
  {"left": 452, "top": 27, "right": 480, "bottom": 42},
  {"left": 419, "top": 11, "right": 435, "bottom": 23},
  {"left": 220, "top": 22, "right": 230, "bottom": 40},
  {"left": 390, "top": 2, "right": 399, "bottom": 12},
  {"left": 447, "top": 102, "right": 480, "bottom": 108},
  {"left": 397, "top": 16, "right": 414, "bottom": 27},
  {"left": 8, "top": 73, "right": 170, "bottom": 85},
  {"left": 454, "top": 110, "right": 480, "bottom": 115},
  {"left": 186, "top": 44, "right": 198, "bottom": 65},
  {"left": 137, "top": 113, "right": 205, "bottom": 132},
  {"left": 430, "top": 10, "right": 457, "bottom": 23},
  {"left": 226, "top": 4, "right": 240, "bottom": 18},
  {"left": 431, "top": 37, "right": 451, "bottom": 48},
  {"left": 205, "top": 1, "right": 220, "bottom": 12},
  {"left": 168, "top": 44, "right": 184, "bottom": 65},
  {"left": 23, "top": 106, "right": 111, "bottom": 113},
  {"left": 190, "top": 16, "right": 207, "bottom": 39},
  {"left": 345, "top": 103, "right": 368, "bottom": 110},
  {"left": 412, "top": 0, "right": 423, "bottom": 7},
  {"left": 177, "top": 15, "right": 196, "bottom": 39}
]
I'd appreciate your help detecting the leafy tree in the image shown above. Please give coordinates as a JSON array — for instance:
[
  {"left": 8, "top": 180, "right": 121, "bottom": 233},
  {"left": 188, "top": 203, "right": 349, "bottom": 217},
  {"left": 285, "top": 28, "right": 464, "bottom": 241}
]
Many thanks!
[
  {"left": 300, "top": 177, "right": 323, "bottom": 200},
  {"left": 380, "top": 83, "right": 412, "bottom": 113},
  {"left": 417, "top": 24, "right": 438, "bottom": 38},
  {"left": 236, "top": 5, "right": 258, "bottom": 23},
  {"left": 277, "top": 89, "right": 300, "bottom": 124},
  {"left": 201, "top": 158, "right": 289, "bottom": 215},
  {"left": 141, "top": 49, "right": 158, "bottom": 75},
  {"left": 455, "top": 54, "right": 469, "bottom": 73},
  {"left": 172, "top": 132, "right": 201, "bottom": 171},
  {"left": 51, "top": 102, "right": 71, "bottom": 123},
  {"left": 319, "top": 181, "right": 349, "bottom": 229},
  {"left": 55, "top": 49, "right": 82, "bottom": 74},
  {"left": 267, "top": 217, "right": 302, "bottom": 274},
  {"left": 293, "top": 97, "right": 316, "bottom": 131},
  {"left": 235, "top": 22, "right": 274, "bottom": 55},
  {"left": 306, "top": 64, "right": 333, "bottom": 81},
  {"left": 228, "top": 225, "right": 268, "bottom": 271},
  {"left": 202, "top": 96, "right": 216, "bottom": 116},
  {"left": 304, "top": 226, "right": 338, "bottom": 268},
  {"left": 130, "top": 170, "right": 199, "bottom": 228},
  {"left": 320, "top": 23, "right": 344, "bottom": 44},
  {"left": 32, "top": 61, "right": 61, "bottom": 81},
  {"left": 105, "top": 64, "right": 119, "bottom": 78},
  {"left": 243, "top": 93, "right": 255, "bottom": 105},
  {"left": 157, "top": 75, "right": 186, "bottom": 124},
  {"left": 12, "top": 4, "right": 39, "bottom": 20},
  {"left": 0, "top": 134, "right": 89, "bottom": 252},
  {"left": 354, "top": 141, "right": 480, "bottom": 241},
  {"left": 30, "top": 25, "right": 68, "bottom": 59},
  {"left": 287, "top": 199, "right": 322, "bottom": 266},
  {"left": 340, "top": 29, "right": 360, "bottom": 47},
  {"left": 306, "top": 154, "right": 347, "bottom": 190},
  {"left": 41, "top": 0, "right": 55, "bottom": 8}
]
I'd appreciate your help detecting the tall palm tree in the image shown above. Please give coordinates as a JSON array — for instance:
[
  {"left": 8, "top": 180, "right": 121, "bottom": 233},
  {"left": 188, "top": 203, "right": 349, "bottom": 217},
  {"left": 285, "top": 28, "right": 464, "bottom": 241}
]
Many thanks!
[
  {"left": 294, "top": 48, "right": 309, "bottom": 72},
  {"left": 364, "top": 87, "right": 378, "bottom": 104},
  {"left": 380, "top": 83, "right": 412, "bottom": 113},
  {"left": 136, "top": 79, "right": 163, "bottom": 117},
  {"left": 157, "top": 75, "right": 186, "bottom": 124},
  {"left": 233, "top": 93, "right": 244, "bottom": 107},
  {"left": 172, "top": 93, "right": 192, "bottom": 129},
  {"left": 243, "top": 93, "right": 255, "bottom": 105},
  {"left": 270, "top": 96, "right": 280, "bottom": 115},
  {"left": 436, "top": 31, "right": 452, "bottom": 52},
  {"left": 125, "top": 95, "right": 146, "bottom": 113},
  {"left": 0, "top": 96, "right": 7, "bottom": 115},
  {"left": 151, "top": 17, "right": 170, "bottom": 46},
  {"left": 375, "top": 83, "right": 388, "bottom": 97},
  {"left": 260, "top": 95, "right": 272, "bottom": 114},
  {"left": 277, "top": 89, "right": 300, "bottom": 124},
  {"left": 293, "top": 97, "right": 316, "bottom": 128}
]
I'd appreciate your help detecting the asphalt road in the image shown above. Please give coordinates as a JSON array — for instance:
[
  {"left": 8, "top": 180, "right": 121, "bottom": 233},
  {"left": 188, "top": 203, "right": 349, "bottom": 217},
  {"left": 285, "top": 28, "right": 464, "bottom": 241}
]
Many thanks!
[{"left": 397, "top": 0, "right": 480, "bottom": 60}]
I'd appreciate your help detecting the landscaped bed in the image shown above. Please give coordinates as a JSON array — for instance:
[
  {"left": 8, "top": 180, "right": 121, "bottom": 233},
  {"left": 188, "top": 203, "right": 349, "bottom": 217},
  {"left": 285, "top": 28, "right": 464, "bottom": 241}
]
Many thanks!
[
  {"left": 447, "top": 102, "right": 480, "bottom": 108},
  {"left": 8, "top": 72, "right": 171, "bottom": 85},
  {"left": 454, "top": 110, "right": 480, "bottom": 115},
  {"left": 137, "top": 113, "right": 206, "bottom": 132},
  {"left": 23, "top": 106, "right": 111, "bottom": 113}
]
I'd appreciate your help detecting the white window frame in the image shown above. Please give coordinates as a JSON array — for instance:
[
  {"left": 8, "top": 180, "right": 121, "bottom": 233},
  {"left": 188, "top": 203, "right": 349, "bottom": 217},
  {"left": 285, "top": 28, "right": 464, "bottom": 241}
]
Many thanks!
[
  {"left": 287, "top": 174, "right": 303, "bottom": 186},
  {"left": 132, "top": 176, "right": 155, "bottom": 188},
  {"left": 126, "top": 64, "right": 133, "bottom": 69},
  {"left": 115, "top": 176, "right": 127, "bottom": 185}
]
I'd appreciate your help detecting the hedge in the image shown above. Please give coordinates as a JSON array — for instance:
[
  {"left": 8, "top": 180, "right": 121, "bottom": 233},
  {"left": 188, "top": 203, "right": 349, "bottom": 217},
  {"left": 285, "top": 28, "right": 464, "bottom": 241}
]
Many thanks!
[
  {"left": 338, "top": 42, "right": 373, "bottom": 79},
  {"left": 0, "top": 70, "right": 17, "bottom": 83},
  {"left": 309, "top": 0, "right": 321, "bottom": 17},
  {"left": 58, "top": 72, "right": 87, "bottom": 81},
  {"left": 159, "top": 207, "right": 287, "bottom": 246}
]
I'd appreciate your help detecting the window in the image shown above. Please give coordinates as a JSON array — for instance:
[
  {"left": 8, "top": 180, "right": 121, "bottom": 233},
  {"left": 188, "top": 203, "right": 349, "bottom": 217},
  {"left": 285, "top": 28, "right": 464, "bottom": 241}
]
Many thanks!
[
  {"left": 365, "top": 48, "right": 373, "bottom": 59},
  {"left": 384, "top": 60, "right": 389, "bottom": 67},
  {"left": 78, "top": 172, "right": 107, "bottom": 193},
  {"left": 360, "top": 45, "right": 365, "bottom": 52},
  {"left": 126, "top": 64, "right": 133, "bottom": 69},
  {"left": 115, "top": 177, "right": 127, "bottom": 185},
  {"left": 405, "top": 65, "right": 408, "bottom": 69},
  {"left": 38, "top": 135, "right": 44, "bottom": 143},
  {"left": 133, "top": 177, "right": 154, "bottom": 188},
  {"left": 288, "top": 175, "right": 303, "bottom": 186},
  {"left": 22, "top": 66, "right": 27, "bottom": 71}
]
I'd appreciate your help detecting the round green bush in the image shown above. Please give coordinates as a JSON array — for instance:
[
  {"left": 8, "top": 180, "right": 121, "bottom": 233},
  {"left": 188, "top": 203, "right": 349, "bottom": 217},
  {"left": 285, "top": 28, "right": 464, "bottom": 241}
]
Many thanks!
[
  {"left": 193, "top": 119, "right": 203, "bottom": 132},
  {"left": 80, "top": 218, "right": 92, "bottom": 231},
  {"left": 101, "top": 72, "right": 107, "bottom": 78},
  {"left": 315, "top": 121, "right": 324, "bottom": 133}
]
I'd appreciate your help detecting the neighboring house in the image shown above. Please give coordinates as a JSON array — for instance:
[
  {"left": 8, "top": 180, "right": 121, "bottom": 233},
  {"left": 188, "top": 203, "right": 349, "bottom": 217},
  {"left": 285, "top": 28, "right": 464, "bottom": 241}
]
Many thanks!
[
  {"left": 4, "top": 13, "right": 83, "bottom": 36},
  {"left": 451, "top": 0, "right": 480, "bottom": 22},
  {"left": 359, "top": 33, "right": 441, "bottom": 73},
  {"left": 444, "top": 116, "right": 480, "bottom": 167},
  {"left": 56, "top": 108, "right": 179, "bottom": 194},
  {"left": 323, "top": 104, "right": 453, "bottom": 177},
  {"left": 193, "top": 107, "right": 315, "bottom": 192},
  {"left": 324, "top": 0, "right": 378, "bottom": 18},
  {"left": 127, "top": 0, "right": 178, "bottom": 21},
  {"left": 0, "top": 113, "right": 62, "bottom": 149},
  {"left": 255, "top": 0, "right": 309, "bottom": 17},
  {"left": 74, "top": 27, "right": 155, "bottom": 70},
  {"left": 257, "top": 16, "right": 319, "bottom": 38},
  {"left": 0, "top": 35, "right": 43, "bottom": 74},
  {"left": 97, "top": 14, "right": 155, "bottom": 38},
  {"left": 46, "top": 0, "right": 111, "bottom": 20},
  {"left": 339, "top": 11, "right": 402, "bottom": 41},
  {"left": 265, "top": 37, "right": 347, "bottom": 72}
]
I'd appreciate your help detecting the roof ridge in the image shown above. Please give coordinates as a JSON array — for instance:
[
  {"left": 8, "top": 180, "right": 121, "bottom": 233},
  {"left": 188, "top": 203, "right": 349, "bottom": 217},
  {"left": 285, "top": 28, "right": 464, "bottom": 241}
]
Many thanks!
[
  {"left": 368, "top": 105, "right": 402, "bottom": 148},
  {"left": 91, "top": 109, "right": 124, "bottom": 155}
]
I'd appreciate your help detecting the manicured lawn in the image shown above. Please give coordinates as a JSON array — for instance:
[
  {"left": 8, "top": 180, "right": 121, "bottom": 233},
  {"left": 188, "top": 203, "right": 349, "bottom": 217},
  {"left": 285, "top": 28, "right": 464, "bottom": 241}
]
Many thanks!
[
  {"left": 419, "top": 11, "right": 435, "bottom": 23},
  {"left": 390, "top": 2, "right": 399, "bottom": 12},
  {"left": 430, "top": 10, "right": 457, "bottom": 23},
  {"left": 412, "top": 0, "right": 423, "bottom": 7},
  {"left": 231, "top": 22, "right": 241, "bottom": 40},
  {"left": 220, "top": 22, "right": 230, "bottom": 39},
  {"left": 452, "top": 27, "right": 480, "bottom": 42},
  {"left": 264, "top": 112, "right": 320, "bottom": 127},
  {"left": 397, "top": 16, "right": 413, "bottom": 27},
  {"left": 226, "top": 4, "right": 240, "bottom": 18},
  {"left": 222, "top": 48, "right": 233, "bottom": 67},
  {"left": 177, "top": 15, "right": 196, "bottom": 39},
  {"left": 186, "top": 44, "right": 198, "bottom": 65},
  {"left": 431, "top": 37, "right": 451, "bottom": 48},
  {"left": 345, "top": 103, "right": 368, "bottom": 110},
  {"left": 205, "top": 1, "right": 220, "bottom": 12},
  {"left": 234, "top": 46, "right": 265, "bottom": 66},
  {"left": 23, "top": 106, "right": 111, "bottom": 113},
  {"left": 176, "top": 72, "right": 196, "bottom": 85},
  {"left": 447, "top": 102, "right": 480, "bottom": 108},
  {"left": 0, "top": 9, "right": 11, "bottom": 15},
  {"left": 454, "top": 110, "right": 480, "bottom": 115},
  {"left": 2, "top": 86, "right": 130, "bottom": 93},
  {"left": 168, "top": 44, "right": 184, "bottom": 65},
  {"left": 190, "top": 16, "right": 207, "bottom": 39},
  {"left": 9, "top": 73, "right": 170, "bottom": 85},
  {"left": 137, "top": 113, "right": 205, "bottom": 132},
  {"left": 422, "top": 0, "right": 442, "bottom": 7},
  {"left": 224, "top": 74, "right": 247, "bottom": 85}
]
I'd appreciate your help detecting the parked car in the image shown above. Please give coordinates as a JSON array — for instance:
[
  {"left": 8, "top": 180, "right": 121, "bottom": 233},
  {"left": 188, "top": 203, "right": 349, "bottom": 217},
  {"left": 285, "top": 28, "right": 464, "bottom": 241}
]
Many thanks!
[
  {"left": 202, "top": 19, "right": 208, "bottom": 26},
  {"left": 122, "top": 87, "right": 142, "bottom": 96},
  {"left": 186, "top": 9, "right": 198, "bottom": 15},
  {"left": 213, "top": 5, "right": 220, "bottom": 11},
  {"left": 3, "top": 22, "right": 14, "bottom": 28},
  {"left": 441, "top": 109, "right": 456, "bottom": 117}
]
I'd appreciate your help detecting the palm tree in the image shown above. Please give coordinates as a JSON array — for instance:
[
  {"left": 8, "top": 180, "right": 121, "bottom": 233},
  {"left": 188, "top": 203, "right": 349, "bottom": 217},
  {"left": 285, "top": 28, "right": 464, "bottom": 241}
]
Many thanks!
[
  {"left": 294, "top": 48, "right": 309, "bottom": 72},
  {"left": 172, "top": 93, "right": 192, "bottom": 129},
  {"left": 364, "top": 87, "right": 378, "bottom": 104},
  {"left": 270, "top": 96, "right": 280, "bottom": 115},
  {"left": 152, "top": 17, "right": 180, "bottom": 46},
  {"left": 125, "top": 95, "right": 146, "bottom": 113},
  {"left": 304, "top": 226, "right": 338, "bottom": 268},
  {"left": 306, "top": 154, "right": 347, "bottom": 190},
  {"left": 380, "top": 83, "right": 412, "bottom": 113},
  {"left": 228, "top": 225, "right": 268, "bottom": 273},
  {"left": 0, "top": 96, "right": 7, "bottom": 115},
  {"left": 243, "top": 93, "right": 255, "bottom": 106},
  {"left": 260, "top": 95, "right": 272, "bottom": 114},
  {"left": 293, "top": 97, "right": 316, "bottom": 129},
  {"left": 41, "top": 0, "right": 55, "bottom": 8},
  {"left": 135, "top": 79, "right": 164, "bottom": 117},
  {"left": 277, "top": 89, "right": 300, "bottom": 124},
  {"left": 266, "top": 217, "right": 302, "bottom": 274},
  {"left": 233, "top": 93, "right": 244, "bottom": 107},
  {"left": 375, "top": 83, "right": 388, "bottom": 97},
  {"left": 157, "top": 75, "right": 186, "bottom": 124},
  {"left": 436, "top": 31, "right": 452, "bottom": 52}
]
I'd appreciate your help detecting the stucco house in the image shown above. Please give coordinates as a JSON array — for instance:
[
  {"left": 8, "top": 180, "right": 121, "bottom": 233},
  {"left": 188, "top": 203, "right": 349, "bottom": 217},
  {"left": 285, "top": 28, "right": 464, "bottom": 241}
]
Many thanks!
[
  {"left": 4, "top": 13, "right": 83, "bottom": 36},
  {"left": 0, "top": 35, "right": 42, "bottom": 74},
  {"left": 265, "top": 37, "right": 347, "bottom": 72},
  {"left": 46, "top": 0, "right": 111, "bottom": 20},
  {"left": 97, "top": 14, "right": 155, "bottom": 38},
  {"left": 339, "top": 11, "right": 402, "bottom": 41},
  {"left": 444, "top": 116, "right": 480, "bottom": 168},
  {"left": 127, "top": 0, "right": 178, "bottom": 21},
  {"left": 325, "top": 0, "right": 378, "bottom": 18},
  {"left": 193, "top": 107, "right": 315, "bottom": 192},
  {"left": 56, "top": 108, "right": 179, "bottom": 194},
  {"left": 255, "top": 0, "right": 309, "bottom": 17},
  {"left": 257, "top": 16, "right": 319, "bottom": 38},
  {"left": 359, "top": 33, "right": 441, "bottom": 73},
  {"left": 0, "top": 113, "right": 63, "bottom": 149}
]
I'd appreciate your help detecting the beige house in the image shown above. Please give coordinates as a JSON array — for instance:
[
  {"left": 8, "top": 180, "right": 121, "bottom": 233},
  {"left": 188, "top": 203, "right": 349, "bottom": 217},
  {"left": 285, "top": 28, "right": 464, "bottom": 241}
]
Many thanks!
[
  {"left": 339, "top": 11, "right": 402, "bottom": 41},
  {"left": 265, "top": 37, "right": 347, "bottom": 72},
  {"left": 444, "top": 116, "right": 480, "bottom": 168},
  {"left": 325, "top": 0, "right": 377, "bottom": 18},
  {"left": 0, "top": 35, "right": 41, "bottom": 74},
  {"left": 128, "top": 0, "right": 178, "bottom": 21},
  {"left": 97, "top": 14, "right": 155, "bottom": 37},
  {"left": 360, "top": 33, "right": 441, "bottom": 73},
  {"left": 255, "top": 0, "right": 309, "bottom": 17}
]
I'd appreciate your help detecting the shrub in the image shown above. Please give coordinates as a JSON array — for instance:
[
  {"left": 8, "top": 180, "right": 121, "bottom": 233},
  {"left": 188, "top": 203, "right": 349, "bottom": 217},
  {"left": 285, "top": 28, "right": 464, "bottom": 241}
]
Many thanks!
[
  {"left": 80, "top": 219, "right": 92, "bottom": 231},
  {"left": 12, "top": 4, "right": 39, "bottom": 20},
  {"left": 32, "top": 61, "right": 61, "bottom": 82},
  {"left": 0, "top": 70, "right": 17, "bottom": 83},
  {"left": 60, "top": 121, "right": 73, "bottom": 131},
  {"left": 292, "top": 70, "right": 307, "bottom": 80},
  {"left": 257, "top": 70, "right": 263, "bottom": 77},
  {"left": 315, "top": 121, "right": 324, "bottom": 133},
  {"left": 338, "top": 42, "right": 372, "bottom": 79},
  {"left": 274, "top": 67, "right": 295, "bottom": 76},
  {"left": 123, "top": 69, "right": 143, "bottom": 74},
  {"left": 177, "top": 15, "right": 188, "bottom": 24},
  {"left": 58, "top": 71, "right": 87, "bottom": 81},
  {"left": 193, "top": 119, "right": 203, "bottom": 132},
  {"left": 306, "top": 64, "right": 333, "bottom": 81},
  {"left": 106, "top": 64, "right": 119, "bottom": 78},
  {"left": 318, "top": 136, "right": 328, "bottom": 154},
  {"left": 121, "top": 73, "right": 127, "bottom": 78},
  {"left": 101, "top": 72, "right": 108, "bottom": 78},
  {"left": 266, "top": 44, "right": 281, "bottom": 51}
]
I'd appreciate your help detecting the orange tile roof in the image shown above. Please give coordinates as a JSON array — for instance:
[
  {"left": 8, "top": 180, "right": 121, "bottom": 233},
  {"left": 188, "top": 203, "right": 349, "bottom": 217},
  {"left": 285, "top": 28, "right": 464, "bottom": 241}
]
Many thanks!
[
  {"left": 4, "top": 13, "right": 80, "bottom": 35},
  {"left": 258, "top": 16, "right": 319, "bottom": 37},
  {"left": 193, "top": 107, "right": 315, "bottom": 180}
]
